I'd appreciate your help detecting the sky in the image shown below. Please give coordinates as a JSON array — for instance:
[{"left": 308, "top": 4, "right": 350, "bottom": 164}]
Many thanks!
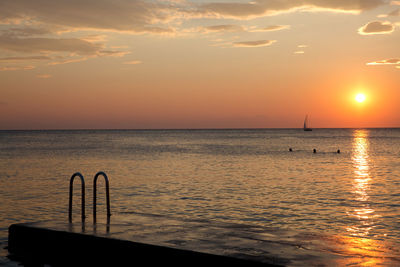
[{"left": 0, "top": 0, "right": 399, "bottom": 129}]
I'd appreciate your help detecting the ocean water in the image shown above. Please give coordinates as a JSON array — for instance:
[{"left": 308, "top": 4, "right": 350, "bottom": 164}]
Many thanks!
[{"left": 1, "top": 128, "right": 400, "bottom": 265}]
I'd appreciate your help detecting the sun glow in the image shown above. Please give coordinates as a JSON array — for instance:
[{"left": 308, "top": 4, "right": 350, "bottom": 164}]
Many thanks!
[{"left": 355, "top": 93, "right": 366, "bottom": 103}]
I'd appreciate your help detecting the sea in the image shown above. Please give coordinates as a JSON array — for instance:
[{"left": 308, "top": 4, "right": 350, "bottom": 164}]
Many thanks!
[{"left": 0, "top": 128, "right": 400, "bottom": 266}]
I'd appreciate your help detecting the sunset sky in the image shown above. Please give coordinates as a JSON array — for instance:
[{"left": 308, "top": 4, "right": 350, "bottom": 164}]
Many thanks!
[{"left": 0, "top": 0, "right": 399, "bottom": 129}]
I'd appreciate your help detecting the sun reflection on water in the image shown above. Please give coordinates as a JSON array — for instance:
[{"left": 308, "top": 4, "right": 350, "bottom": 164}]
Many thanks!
[
  {"left": 334, "top": 234, "right": 386, "bottom": 266},
  {"left": 348, "top": 129, "right": 377, "bottom": 237},
  {"left": 352, "top": 130, "right": 370, "bottom": 201},
  {"left": 337, "top": 129, "right": 385, "bottom": 266}
]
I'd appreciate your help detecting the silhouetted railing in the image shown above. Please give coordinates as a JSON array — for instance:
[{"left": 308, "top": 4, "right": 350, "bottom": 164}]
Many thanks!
[
  {"left": 93, "top": 171, "right": 111, "bottom": 224},
  {"left": 69, "top": 172, "right": 85, "bottom": 223}
]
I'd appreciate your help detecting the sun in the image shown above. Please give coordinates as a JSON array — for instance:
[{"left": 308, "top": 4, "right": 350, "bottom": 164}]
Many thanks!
[{"left": 355, "top": 93, "right": 366, "bottom": 103}]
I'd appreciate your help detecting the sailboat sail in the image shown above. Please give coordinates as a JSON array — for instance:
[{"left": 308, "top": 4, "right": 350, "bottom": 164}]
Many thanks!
[{"left": 304, "top": 115, "right": 312, "bottom": 131}]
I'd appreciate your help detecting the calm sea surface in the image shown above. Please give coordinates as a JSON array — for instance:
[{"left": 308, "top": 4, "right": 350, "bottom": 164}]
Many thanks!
[{"left": 1, "top": 129, "right": 400, "bottom": 265}]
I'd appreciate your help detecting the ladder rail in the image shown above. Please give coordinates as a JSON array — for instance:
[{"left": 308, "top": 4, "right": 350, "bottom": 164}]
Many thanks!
[
  {"left": 93, "top": 171, "right": 111, "bottom": 223},
  {"left": 69, "top": 172, "right": 85, "bottom": 223}
]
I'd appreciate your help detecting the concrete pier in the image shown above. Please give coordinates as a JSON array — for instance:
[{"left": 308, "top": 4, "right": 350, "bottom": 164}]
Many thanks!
[
  {"left": 9, "top": 212, "right": 395, "bottom": 266},
  {"left": 8, "top": 213, "right": 286, "bottom": 266}
]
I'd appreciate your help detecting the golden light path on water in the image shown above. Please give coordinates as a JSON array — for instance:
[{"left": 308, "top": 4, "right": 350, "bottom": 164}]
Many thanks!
[
  {"left": 350, "top": 129, "right": 375, "bottom": 235},
  {"left": 336, "top": 129, "right": 384, "bottom": 266}
]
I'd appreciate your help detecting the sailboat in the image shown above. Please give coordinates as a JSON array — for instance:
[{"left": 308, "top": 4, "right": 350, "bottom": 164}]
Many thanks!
[{"left": 303, "top": 115, "right": 312, "bottom": 131}]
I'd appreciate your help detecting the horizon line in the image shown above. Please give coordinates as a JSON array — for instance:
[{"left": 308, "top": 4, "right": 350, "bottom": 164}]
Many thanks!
[{"left": 1, "top": 127, "right": 399, "bottom": 131}]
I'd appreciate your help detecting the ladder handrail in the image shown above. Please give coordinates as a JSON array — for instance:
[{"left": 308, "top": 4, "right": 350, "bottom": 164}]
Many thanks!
[
  {"left": 69, "top": 172, "right": 85, "bottom": 223},
  {"left": 93, "top": 171, "right": 111, "bottom": 223}
]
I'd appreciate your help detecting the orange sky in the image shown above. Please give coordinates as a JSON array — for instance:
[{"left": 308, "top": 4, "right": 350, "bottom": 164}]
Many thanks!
[{"left": 0, "top": 0, "right": 399, "bottom": 129}]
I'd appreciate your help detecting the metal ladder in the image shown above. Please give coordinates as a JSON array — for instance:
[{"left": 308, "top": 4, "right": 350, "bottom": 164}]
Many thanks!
[
  {"left": 93, "top": 171, "right": 111, "bottom": 224},
  {"left": 68, "top": 171, "right": 111, "bottom": 223}
]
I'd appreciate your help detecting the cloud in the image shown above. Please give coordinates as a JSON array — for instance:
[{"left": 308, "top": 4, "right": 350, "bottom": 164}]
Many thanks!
[
  {"left": 198, "top": 0, "right": 385, "bottom": 19},
  {"left": 0, "top": 55, "right": 51, "bottom": 61},
  {"left": 98, "top": 50, "right": 130, "bottom": 57},
  {"left": 294, "top": 44, "right": 309, "bottom": 53},
  {"left": 46, "top": 50, "right": 129, "bottom": 65},
  {"left": 0, "top": 26, "right": 102, "bottom": 56},
  {"left": 0, "top": 0, "right": 385, "bottom": 35},
  {"left": 123, "top": 60, "right": 142, "bottom": 65},
  {"left": 47, "top": 57, "right": 88, "bottom": 66},
  {"left": 0, "top": 28, "right": 130, "bottom": 65},
  {"left": 233, "top": 40, "right": 276, "bottom": 47},
  {"left": 367, "top": 58, "right": 400, "bottom": 65},
  {"left": 0, "top": 65, "right": 35, "bottom": 71},
  {"left": 202, "top": 24, "right": 245, "bottom": 33},
  {"left": 358, "top": 21, "right": 395, "bottom": 35},
  {"left": 80, "top": 35, "right": 108, "bottom": 43},
  {"left": 0, "top": 0, "right": 178, "bottom": 34},
  {"left": 1, "top": 26, "right": 53, "bottom": 36},
  {"left": 367, "top": 58, "right": 400, "bottom": 70},
  {"left": 37, "top": 74, "right": 51, "bottom": 78},
  {"left": 249, "top": 25, "right": 290, "bottom": 32},
  {"left": 0, "top": 3, "right": 143, "bottom": 70},
  {"left": 0, "top": 35, "right": 104, "bottom": 55},
  {"left": 196, "top": 24, "right": 288, "bottom": 35}
]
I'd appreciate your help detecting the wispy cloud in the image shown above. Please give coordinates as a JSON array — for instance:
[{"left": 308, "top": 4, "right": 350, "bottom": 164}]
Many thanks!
[
  {"left": 80, "top": 35, "right": 108, "bottom": 43},
  {"left": 0, "top": 55, "right": 51, "bottom": 62},
  {"left": 48, "top": 57, "right": 88, "bottom": 66},
  {"left": 198, "top": 0, "right": 385, "bottom": 19},
  {"left": 0, "top": 0, "right": 179, "bottom": 34},
  {"left": 1, "top": 26, "right": 53, "bottom": 36},
  {"left": 294, "top": 44, "right": 308, "bottom": 54},
  {"left": 195, "top": 24, "right": 289, "bottom": 35},
  {"left": 202, "top": 24, "right": 245, "bottom": 33},
  {"left": 367, "top": 58, "right": 400, "bottom": 70},
  {"left": 367, "top": 58, "right": 400, "bottom": 65},
  {"left": 0, "top": 27, "right": 130, "bottom": 66},
  {"left": 0, "top": 35, "right": 104, "bottom": 55},
  {"left": 0, "top": 65, "right": 35, "bottom": 71},
  {"left": 0, "top": 0, "right": 389, "bottom": 73},
  {"left": 98, "top": 50, "right": 130, "bottom": 57},
  {"left": 233, "top": 40, "right": 276, "bottom": 48},
  {"left": 123, "top": 60, "right": 142, "bottom": 65},
  {"left": 37, "top": 74, "right": 51, "bottom": 78},
  {"left": 0, "top": 0, "right": 385, "bottom": 34},
  {"left": 249, "top": 25, "right": 290, "bottom": 32},
  {"left": 358, "top": 21, "right": 395, "bottom": 35}
]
